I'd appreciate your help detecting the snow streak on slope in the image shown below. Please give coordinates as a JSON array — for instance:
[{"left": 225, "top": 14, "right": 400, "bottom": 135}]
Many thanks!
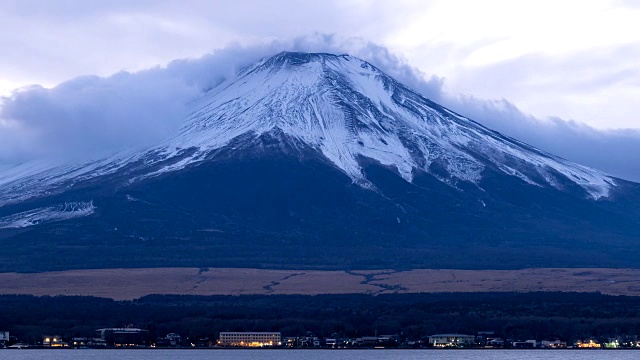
[
  {"left": 0, "top": 149, "right": 141, "bottom": 206},
  {"left": 0, "top": 52, "right": 615, "bottom": 207},
  {"left": 0, "top": 201, "right": 95, "bottom": 229}
]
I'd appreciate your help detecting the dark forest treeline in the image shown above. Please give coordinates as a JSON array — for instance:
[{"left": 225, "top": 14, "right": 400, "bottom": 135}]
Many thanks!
[{"left": 2, "top": 292, "right": 640, "bottom": 344}]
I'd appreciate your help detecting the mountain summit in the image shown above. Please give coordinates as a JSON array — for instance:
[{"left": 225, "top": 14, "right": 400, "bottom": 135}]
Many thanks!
[
  {"left": 1, "top": 52, "right": 639, "bottom": 272},
  {"left": 172, "top": 51, "right": 614, "bottom": 198}
]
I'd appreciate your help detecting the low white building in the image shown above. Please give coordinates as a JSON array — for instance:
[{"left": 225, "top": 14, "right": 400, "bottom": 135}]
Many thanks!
[
  {"left": 428, "top": 334, "right": 475, "bottom": 347},
  {"left": 0, "top": 331, "right": 9, "bottom": 341}
]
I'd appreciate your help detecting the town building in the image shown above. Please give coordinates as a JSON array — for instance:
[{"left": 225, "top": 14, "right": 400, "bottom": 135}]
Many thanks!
[
  {"left": 485, "top": 338, "right": 505, "bottom": 348},
  {"left": 541, "top": 340, "right": 567, "bottom": 348},
  {"left": 165, "top": 333, "right": 182, "bottom": 346},
  {"left": 325, "top": 337, "right": 349, "bottom": 348},
  {"left": 95, "top": 327, "right": 150, "bottom": 347},
  {"left": 511, "top": 340, "right": 536, "bottom": 348},
  {"left": 576, "top": 339, "right": 601, "bottom": 348},
  {"left": 43, "top": 335, "right": 68, "bottom": 347},
  {"left": 156, "top": 332, "right": 183, "bottom": 347},
  {"left": 356, "top": 336, "right": 380, "bottom": 347},
  {"left": 0, "top": 331, "right": 9, "bottom": 347},
  {"left": 71, "top": 337, "right": 96, "bottom": 348},
  {"left": 218, "top": 332, "right": 281, "bottom": 347},
  {"left": 428, "top": 334, "right": 475, "bottom": 347}
]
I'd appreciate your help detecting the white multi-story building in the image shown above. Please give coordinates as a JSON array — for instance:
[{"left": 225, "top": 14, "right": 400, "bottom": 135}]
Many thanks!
[
  {"left": 218, "top": 332, "right": 281, "bottom": 347},
  {"left": 0, "top": 331, "right": 9, "bottom": 341},
  {"left": 428, "top": 334, "right": 475, "bottom": 347}
]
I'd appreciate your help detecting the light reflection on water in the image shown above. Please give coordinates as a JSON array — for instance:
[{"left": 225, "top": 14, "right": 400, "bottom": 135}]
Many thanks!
[{"left": 0, "top": 349, "right": 638, "bottom": 360}]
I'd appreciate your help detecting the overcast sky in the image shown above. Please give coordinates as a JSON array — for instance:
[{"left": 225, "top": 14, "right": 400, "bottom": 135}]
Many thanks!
[{"left": 1, "top": 0, "right": 640, "bottom": 181}]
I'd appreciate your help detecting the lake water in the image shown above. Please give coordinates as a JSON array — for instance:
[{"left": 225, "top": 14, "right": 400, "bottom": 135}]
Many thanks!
[{"left": 0, "top": 349, "right": 637, "bottom": 360}]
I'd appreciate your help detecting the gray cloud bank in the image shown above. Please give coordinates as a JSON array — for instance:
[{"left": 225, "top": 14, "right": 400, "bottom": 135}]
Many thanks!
[{"left": 1, "top": 34, "right": 639, "bottom": 182}]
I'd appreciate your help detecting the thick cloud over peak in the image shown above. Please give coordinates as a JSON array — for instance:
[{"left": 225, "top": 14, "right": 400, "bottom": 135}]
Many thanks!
[{"left": 1, "top": 35, "right": 639, "bottom": 182}]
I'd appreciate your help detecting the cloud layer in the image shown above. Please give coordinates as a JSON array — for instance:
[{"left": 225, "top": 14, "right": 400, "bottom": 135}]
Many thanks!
[
  {"left": 443, "top": 96, "right": 640, "bottom": 183},
  {"left": 1, "top": 35, "right": 639, "bottom": 182}
]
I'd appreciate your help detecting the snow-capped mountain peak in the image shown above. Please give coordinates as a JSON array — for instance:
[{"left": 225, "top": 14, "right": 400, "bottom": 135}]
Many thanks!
[
  {"left": 161, "top": 51, "right": 614, "bottom": 198},
  {"left": 0, "top": 52, "right": 615, "bottom": 210}
]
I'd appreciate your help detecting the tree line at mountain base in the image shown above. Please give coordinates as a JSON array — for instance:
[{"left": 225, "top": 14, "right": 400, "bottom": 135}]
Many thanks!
[{"left": 2, "top": 292, "right": 640, "bottom": 345}]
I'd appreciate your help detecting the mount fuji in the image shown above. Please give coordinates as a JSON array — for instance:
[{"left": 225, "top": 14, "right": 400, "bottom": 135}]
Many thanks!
[{"left": 1, "top": 52, "right": 639, "bottom": 272}]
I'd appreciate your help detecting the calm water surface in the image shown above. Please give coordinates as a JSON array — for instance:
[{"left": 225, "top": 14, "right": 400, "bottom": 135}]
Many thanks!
[{"left": 0, "top": 349, "right": 637, "bottom": 360}]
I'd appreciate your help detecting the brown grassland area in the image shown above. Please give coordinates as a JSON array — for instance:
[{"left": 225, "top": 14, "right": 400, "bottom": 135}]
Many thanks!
[{"left": 1, "top": 267, "right": 640, "bottom": 300}]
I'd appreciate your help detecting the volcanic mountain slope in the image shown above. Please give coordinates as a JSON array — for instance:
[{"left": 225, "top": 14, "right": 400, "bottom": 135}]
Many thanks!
[{"left": 0, "top": 52, "right": 639, "bottom": 272}]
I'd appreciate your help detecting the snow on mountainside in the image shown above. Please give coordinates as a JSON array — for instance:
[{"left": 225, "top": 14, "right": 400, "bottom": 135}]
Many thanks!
[
  {"left": 0, "top": 52, "right": 615, "bottom": 210},
  {"left": 0, "top": 201, "right": 95, "bottom": 229}
]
